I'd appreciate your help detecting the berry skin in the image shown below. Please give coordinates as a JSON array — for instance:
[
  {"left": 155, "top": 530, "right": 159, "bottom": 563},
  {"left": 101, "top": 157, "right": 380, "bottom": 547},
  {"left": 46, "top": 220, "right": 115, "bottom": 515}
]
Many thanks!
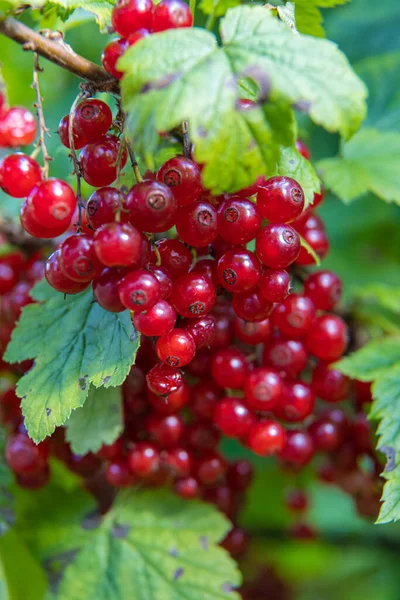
[
  {"left": 156, "top": 328, "right": 196, "bottom": 367},
  {"left": 98, "top": 438, "right": 124, "bottom": 460},
  {"left": 271, "top": 294, "right": 316, "bottom": 339},
  {"left": 304, "top": 270, "right": 342, "bottom": 311},
  {"left": 191, "top": 259, "right": 220, "bottom": 291},
  {"left": 147, "top": 413, "right": 184, "bottom": 448},
  {"left": 80, "top": 135, "right": 128, "bottom": 187},
  {"left": 157, "top": 156, "right": 202, "bottom": 206},
  {"left": 119, "top": 269, "right": 161, "bottom": 312},
  {"left": 221, "top": 528, "right": 249, "bottom": 557},
  {"left": 0, "top": 107, "right": 37, "bottom": 147},
  {"left": 257, "top": 176, "right": 305, "bottom": 223},
  {"left": 176, "top": 200, "right": 218, "bottom": 247},
  {"left": 217, "top": 249, "right": 261, "bottom": 293},
  {"left": 181, "top": 314, "right": 216, "bottom": 349},
  {"left": 256, "top": 224, "right": 300, "bottom": 269},
  {"left": 280, "top": 430, "right": 314, "bottom": 466},
  {"left": 190, "top": 380, "right": 222, "bottom": 420},
  {"left": 153, "top": 238, "right": 192, "bottom": 279},
  {"left": 195, "top": 451, "right": 227, "bottom": 485},
  {"left": 259, "top": 269, "right": 291, "bottom": 303},
  {"left": 305, "top": 314, "right": 348, "bottom": 361},
  {"left": 211, "top": 347, "right": 247, "bottom": 390},
  {"left": 112, "top": 0, "right": 154, "bottom": 37},
  {"left": 152, "top": 0, "right": 193, "bottom": 32},
  {"left": 86, "top": 187, "right": 127, "bottom": 229},
  {"left": 217, "top": 197, "right": 262, "bottom": 244},
  {"left": 94, "top": 222, "right": 144, "bottom": 267},
  {"left": 296, "top": 228, "right": 329, "bottom": 265},
  {"left": 73, "top": 99, "right": 112, "bottom": 142},
  {"left": 146, "top": 363, "right": 183, "bottom": 396},
  {"left": 174, "top": 477, "right": 200, "bottom": 499},
  {"left": 285, "top": 487, "right": 309, "bottom": 512},
  {"left": 226, "top": 460, "right": 253, "bottom": 491},
  {"left": 28, "top": 179, "right": 76, "bottom": 232},
  {"left": 105, "top": 459, "right": 136, "bottom": 487},
  {"left": 6, "top": 433, "right": 48, "bottom": 475},
  {"left": 93, "top": 268, "right": 126, "bottom": 312},
  {"left": 102, "top": 38, "right": 129, "bottom": 79},
  {"left": 214, "top": 398, "right": 254, "bottom": 438},
  {"left": 244, "top": 367, "right": 283, "bottom": 412},
  {"left": 59, "top": 234, "right": 102, "bottom": 283},
  {"left": 185, "top": 421, "right": 220, "bottom": 452},
  {"left": 311, "top": 363, "right": 350, "bottom": 403},
  {"left": 146, "top": 264, "right": 172, "bottom": 299},
  {"left": 58, "top": 114, "right": 88, "bottom": 150},
  {"left": 45, "top": 250, "right": 90, "bottom": 294},
  {"left": 0, "top": 262, "right": 19, "bottom": 294},
  {"left": 247, "top": 420, "right": 286, "bottom": 456},
  {"left": 170, "top": 273, "right": 216, "bottom": 318},
  {"left": 274, "top": 381, "right": 315, "bottom": 423},
  {"left": 132, "top": 300, "right": 176, "bottom": 336},
  {"left": 308, "top": 418, "right": 340, "bottom": 452},
  {"left": 232, "top": 289, "right": 273, "bottom": 323},
  {"left": 128, "top": 442, "right": 160, "bottom": 478},
  {"left": 295, "top": 140, "right": 311, "bottom": 161},
  {"left": 0, "top": 153, "right": 41, "bottom": 198},
  {"left": 148, "top": 380, "right": 189, "bottom": 414},
  {"left": 163, "top": 447, "right": 192, "bottom": 478},
  {"left": 233, "top": 318, "right": 270, "bottom": 346},
  {"left": 263, "top": 338, "right": 308, "bottom": 379},
  {"left": 126, "top": 180, "right": 177, "bottom": 233}
]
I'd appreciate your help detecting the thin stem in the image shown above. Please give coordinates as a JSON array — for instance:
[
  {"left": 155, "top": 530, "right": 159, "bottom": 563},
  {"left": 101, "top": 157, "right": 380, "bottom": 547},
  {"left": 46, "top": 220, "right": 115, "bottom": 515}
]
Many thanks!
[
  {"left": 69, "top": 88, "right": 90, "bottom": 232},
  {"left": 127, "top": 143, "right": 143, "bottom": 183},
  {"left": 205, "top": 10, "right": 217, "bottom": 31},
  {"left": 32, "top": 53, "right": 52, "bottom": 179},
  {"left": 190, "top": 0, "right": 197, "bottom": 22},
  {"left": 182, "top": 120, "right": 191, "bottom": 158}
]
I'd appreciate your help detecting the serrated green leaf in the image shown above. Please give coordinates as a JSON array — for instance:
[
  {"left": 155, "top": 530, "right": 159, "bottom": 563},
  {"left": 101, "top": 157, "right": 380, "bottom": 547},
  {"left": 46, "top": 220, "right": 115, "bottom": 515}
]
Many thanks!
[
  {"left": 275, "top": 145, "right": 320, "bottom": 207},
  {"left": 66, "top": 385, "right": 123, "bottom": 455},
  {"left": 57, "top": 489, "right": 241, "bottom": 599},
  {"left": 336, "top": 337, "right": 400, "bottom": 381},
  {"left": 318, "top": 128, "right": 400, "bottom": 204},
  {"left": 199, "top": 0, "right": 240, "bottom": 18},
  {"left": 4, "top": 283, "right": 139, "bottom": 443},
  {"left": 120, "top": 6, "right": 366, "bottom": 194},
  {"left": 0, "top": 0, "right": 115, "bottom": 28},
  {"left": 277, "top": 2, "right": 297, "bottom": 32},
  {"left": 294, "top": 0, "right": 350, "bottom": 37}
]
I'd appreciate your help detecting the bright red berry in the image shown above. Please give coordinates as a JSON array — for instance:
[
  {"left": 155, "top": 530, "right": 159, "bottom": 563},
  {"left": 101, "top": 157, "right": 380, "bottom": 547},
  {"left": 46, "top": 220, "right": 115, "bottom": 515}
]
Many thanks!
[
  {"left": 156, "top": 328, "right": 196, "bottom": 367},
  {"left": 247, "top": 420, "right": 286, "bottom": 456},
  {"left": 132, "top": 299, "right": 176, "bottom": 336},
  {"left": 80, "top": 135, "right": 127, "bottom": 187},
  {"left": 171, "top": 273, "right": 216, "bottom": 318},
  {"left": 305, "top": 314, "right": 348, "bottom": 361},
  {"left": 244, "top": 367, "right": 283, "bottom": 412},
  {"left": 257, "top": 176, "right": 304, "bottom": 223},
  {"left": 112, "top": 0, "right": 154, "bottom": 37},
  {"left": 232, "top": 289, "right": 273, "bottom": 322},
  {"left": 148, "top": 379, "right": 189, "bottom": 414},
  {"left": 126, "top": 180, "right": 177, "bottom": 233},
  {"left": 217, "top": 249, "right": 261, "bottom": 293},
  {"left": 27, "top": 178, "right": 76, "bottom": 232},
  {"left": 73, "top": 99, "right": 112, "bottom": 142},
  {"left": 147, "top": 413, "right": 184, "bottom": 448},
  {"left": 0, "top": 106, "right": 37, "bottom": 147},
  {"left": 157, "top": 156, "right": 202, "bottom": 206},
  {"left": 271, "top": 294, "right": 316, "bottom": 339},
  {"left": 280, "top": 430, "right": 314, "bottom": 466},
  {"left": 263, "top": 338, "right": 308, "bottom": 378},
  {"left": 214, "top": 397, "right": 254, "bottom": 438},
  {"left": 152, "top": 238, "right": 192, "bottom": 278},
  {"left": 311, "top": 363, "right": 350, "bottom": 403},
  {"left": 152, "top": 0, "right": 193, "bottom": 32},
  {"left": 59, "top": 234, "right": 102, "bottom": 282},
  {"left": 128, "top": 442, "right": 160, "bottom": 478},
  {"left": 296, "top": 228, "right": 329, "bottom": 265},
  {"left": 304, "top": 270, "right": 342, "bottom": 311},
  {"left": 146, "top": 363, "right": 183, "bottom": 396},
  {"left": 211, "top": 347, "right": 247, "bottom": 390},
  {"left": 259, "top": 269, "right": 291, "bottom": 303},
  {"left": 274, "top": 381, "right": 315, "bottom": 422},
  {"left": 233, "top": 317, "right": 271, "bottom": 345},
  {"left": 176, "top": 200, "right": 218, "bottom": 247},
  {"left": 102, "top": 38, "right": 129, "bottom": 79},
  {"left": 174, "top": 477, "right": 200, "bottom": 498},
  {"left": 256, "top": 224, "right": 300, "bottom": 269},
  {"left": 308, "top": 418, "right": 341, "bottom": 452},
  {"left": 295, "top": 140, "right": 311, "bottom": 160},
  {"left": 217, "top": 196, "right": 262, "bottom": 244},
  {"left": 181, "top": 314, "right": 216, "bottom": 349},
  {"left": 93, "top": 267, "right": 126, "bottom": 312},
  {"left": 45, "top": 250, "right": 90, "bottom": 294},
  {"left": 0, "top": 153, "right": 41, "bottom": 198},
  {"left": 58, "top": 114, "right": 89, "bottom": 149},
  {"left": 86, "top": 187, "right": 127, "bottom": 229},
  {"left": 119, "top": 269, "right": 161, "bottom": 312},
  {"left": 94, "top": 222, "right": 144, "bottom": 267}
]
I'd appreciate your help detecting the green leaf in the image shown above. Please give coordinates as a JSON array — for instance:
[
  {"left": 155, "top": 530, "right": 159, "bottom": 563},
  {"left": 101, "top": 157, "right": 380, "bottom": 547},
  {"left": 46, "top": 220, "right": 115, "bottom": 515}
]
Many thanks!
[
  {"left": 66, "top": 385, "right": 123, "bottom": 455},
  {"left": 199, "top": 0, "right": 240, "bottom": 18},
  {"left": 277, "top": 3, "right": 297, "bottom": 32},
  {"left": 317, "top": 128, "right": 400, "bottom": 204},
  {"left": 1, "top": 1, "right": 115, "bottom": 28},
  {"left": 120, "top": 6, "right": 366, "bottom": 193},
  {"left": 294, "top": 0, "right": 350, "bottom": 38},
  {"left": 4, "top": 282, "right": 139, "bottom": 443},
  {"left": 355, "top": 284, "right": 400, "bottom": 314},
  {"left": 57, "top": 489, "right": 241, "bottom": 599},
  {"left": 336, "top": 337, "right": 400, "bottom": 381},
  {"left": 275, "top": 145, "right": 320, "bottom": 207}
]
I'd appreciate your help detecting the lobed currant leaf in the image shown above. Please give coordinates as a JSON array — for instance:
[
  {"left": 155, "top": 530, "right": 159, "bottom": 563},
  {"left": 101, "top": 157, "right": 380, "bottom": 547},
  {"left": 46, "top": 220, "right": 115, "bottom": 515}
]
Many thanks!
[
  {"left": 4, "top": 281, "right": 139, "bottom": 443},
  {"left": 293, "top": 0, "right": 351, "bottom": 38},
  {"left": 0, "top": 1, "right": 115, "bottom": 29}
]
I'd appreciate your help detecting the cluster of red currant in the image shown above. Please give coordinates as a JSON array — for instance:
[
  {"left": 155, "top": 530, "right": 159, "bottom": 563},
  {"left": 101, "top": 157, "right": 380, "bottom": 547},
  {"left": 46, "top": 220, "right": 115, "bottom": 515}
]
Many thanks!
[{"left": 102, "top": 0, "right": 193, "bottom": 80}]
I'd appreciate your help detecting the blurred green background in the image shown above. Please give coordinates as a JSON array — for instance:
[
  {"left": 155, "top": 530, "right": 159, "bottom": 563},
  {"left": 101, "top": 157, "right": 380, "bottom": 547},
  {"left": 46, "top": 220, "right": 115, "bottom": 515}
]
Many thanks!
[{"left": 1, "top": 0, "right": 400, "bottom": 597}]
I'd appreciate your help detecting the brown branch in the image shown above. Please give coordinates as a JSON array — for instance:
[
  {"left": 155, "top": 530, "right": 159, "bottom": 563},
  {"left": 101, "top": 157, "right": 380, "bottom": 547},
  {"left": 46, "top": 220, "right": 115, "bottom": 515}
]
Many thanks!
[
  {"left": 0, "top": 17, "right": 119, "bottom": 94},
  {"left": 32, "top": 53, "right": 52, "bottom": 179}
]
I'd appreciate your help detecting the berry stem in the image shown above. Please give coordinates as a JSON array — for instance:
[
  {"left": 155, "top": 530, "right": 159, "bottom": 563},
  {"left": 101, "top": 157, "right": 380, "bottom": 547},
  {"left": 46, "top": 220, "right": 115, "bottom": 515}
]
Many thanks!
[
  {"left": 31, "top": 53, "right": 52, "bottom": 179},
  {"left": 190, "top": 0, "right": 197, "bottom": 23},
  {"left": 205, "top": 10, "right": 217, "bottom": 31},
  {"left": 68, "top": 89, "right": 89, "bottom": 232},
  {"left": 182, "top": 120, "right": 191, "bottom": 158},
  {"left": 127, "top": 142, "right": 143, "bottom": 183}
]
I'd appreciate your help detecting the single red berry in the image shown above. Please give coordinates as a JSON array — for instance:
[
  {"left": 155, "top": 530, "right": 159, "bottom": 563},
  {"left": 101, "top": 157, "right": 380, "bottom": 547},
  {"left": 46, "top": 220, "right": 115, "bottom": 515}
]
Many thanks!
[
  {"left": 247, "top": 420, "right": 286, "bottom": 456},
  {"left": 311, "top": 362, "right": 350, "bottom": 403},
  {"left": 6, "top": 433, "right": 48, "bottom": 475},
  {"left": 217, "top": 249, "right": 261, "bottom": 293},
  {"left": 305, "top": 314, "right": 348, "bottom": 361},
  {"left": 148, "top": 379, "right": 189, "bottom": 414},
  {"left": 181, "top": 314, "right": 216, "bottom": 349},
  {"left": 152, "top": 238, "right": 192, "bottom": 278},
  {"left": 119, "top": 268, "right": 161, "bottom": 312},
  {"left": 132, "top": 299, "right": 176, "bottom": 336},
  {"left": 58, "top": 114, "right": 89, "bottom": 149},
  {"left": 0, "top": 262, "right": 19, "bottom": 294},
  {"left": 102, "top": 38, "right": 129, "bottom": 79},
  {"left": 126, "top": 180, "right": 177, "bottom": 233},
  {"left": 226, "top": 460, "right": 253, "bottom": 491},
  {"left": 146, "top": 264, "right": 172, "bottom": 299},
  {"left": 176, "top": 200, "right": 218, "bottom": 247},
  {"left": 147, "top": 413, "right": 184, "bottom": 448},
  {"left": 152, "top": 0, "right": 193, "bottom": 32},
  {"left": 105, "top": 459, "right": 136, "bottom": 487},
  {"left": 308, "top": 418, "right": 341, "bottom": 452},
  {"left": 214, "top": 397, "right": 254, "bottom": 438},
  {"left": 0, "top": 153, "right": 41, "bottom": 198},
  {"left": 257, "top": 176, "right": 305, "bottom": 223},
  {"left": 285, "top": 487, "right": 309, "bottom": 512},
  {"left": 73, "top": 99, "right": 112, "bottom": 142},
  {"left": 112, "top": 0, "right": 154, "bottom": 37},
  {"left": 171, "top": 273, "right": 216, "bottom": 318},
  {"left": 256, "top": 224, "right": 300, "bottom": 269},
  {"left": 195, "top": 451, "right": 227, "bottom": 485},
  {"left": 174, "top": 476, "right": 200, "bottom": 498},
  {"left": 271, "top": 294, "right": 316, "bottom": 339},
  {"left": 93, "top": 267, "right": 126, "bottom": 312},
  {"left": 274, "top": 381, "right": 315, "bottom": 422},
  {"left": 217, "top": 196, "right": 262, "bottom": 244},
  {"left": 296, "top": 228, "right": 329, "bottom": 265},
  {"left": 94, "top": 222, "right": 144, "bottom": 267},
  {"left": 80, "top": 135, "right": 128, "bottom": 187},
  {"left": 128, "top": 442, "right": 160, "bottom": 478},
  {"left": 221, "top": 527, "right": 249, "bottom": 557},
  {"left": 233, "top": 316, "right": 271, "bottom": 345},
  {"left": 0, "top": 107, "right": 37, "bottom": 147},
  {"left": 312, "top": 186, "right": 325, "bottom": 208},
  {"left": 244, "top": 367, "right": 283, "bottom": 412},
  {"left": 293, "top": 210, "right": 325, "bottom": 235},
  {"left": 232, "top": 289, "right": 273, "bottom": 322},
  {"left": 304, "top": 270, "right": 342, "bottom": 311},
  {"left": 211, "top": 347, "right": 247, "bottom": 390},
  {"left": 86, "top": 187, "right": 127, "bottom": 229},
  {"left": 263, "top": 337, "right": 308, "bottom": 378},
  {"left": 59, "top": 234, "right": 102, "bottom": 282},
  {"left": 163, "top": 447, "right": 193, "bottom": 478},
  {"left": 295, "top": 140, "right": 311, "bottom": 160},
  {"left": 45, "top": 250, "right": 90, "bottom": 294},
  {"left": 259, "top": 268, "right": 291, "bottom": 303},
  {"left": 28, "top": 178, "right": 76, "bottom": 231},
  {"left": 157, "top": 156, "right": 202, "bottom": 206},
  {"left": 280, "top": 430, "right": 314, "bottom": 466},
  {"left": 156, "top": 328, "right": 196, "bottom": 367},
  {"left": 190, "top": 380, "right": 222, "bottom": 420},
  {"left": 190, "top": 259, "right": 219, "bottom": 291},
  {"left": 146, "top": 363, "right": 183, "bottom": 396}
]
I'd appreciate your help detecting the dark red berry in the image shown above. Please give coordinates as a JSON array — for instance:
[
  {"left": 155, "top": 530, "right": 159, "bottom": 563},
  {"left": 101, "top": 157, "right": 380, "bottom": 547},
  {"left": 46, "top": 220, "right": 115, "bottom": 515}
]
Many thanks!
[
  {"left": 152, "top": 0, "right": 193, "bottom": 32},
  {"left": 195, "top": 451, "right": 227, "bottom": 485},
  {"left": 146, "top": 264, "right": 172, "bottom": 299},
  {"left": 295, "top": 140, "right": 311, "bottom": 160},
  {"left": 280, "top": 430, "right": 314, "bottom": 466},
  {"left": 93, "top": 267, "right": 126, "bottom": 312},
  {"left": 181, "top": 314, "right": 216, "bottom": 349},
  {"left": 148, "top": 379, "right": 189, "bottom": 414},
  {"left": 147, "top": 413, "right": 184, "bottom": 448},
  {"left": 146, "top": 363, "right": 183, "bottom": 396},
  {"left": 171, "top": 273, "right": 216, "bottom": 318},
  {"left": 257, "top": 176, "right": 304, "bottom": 223},
  {"left": 119, "top": 269, "right": 161, "bottom": 312},
  {"left": 6, "top": 433, "right": 48, "bottom": 475},
  {"left": 263, "top": 337, "right": 308, "bottom": 378},
  {"left": 271, "top": 294, "right": 316, "bottom": 339},
  {"left": 128, "top": 442, "right": 160, "bottom": 478},
  {"left": 308, "top": 418, "right": 341, "bottom": 452},
  {"left": 211, "top": 347, "right": 247, "bottom": 390},
  {"left": 174, "top": 477, "right": 200, "bottom": 498},
  {"left": 163, "top": 447, "right": 192, "bottom": 478},
  {"left": 247, "top": 420, "right": 286, "bottom": 456},
  {"left": 59, "top": 234, "right": 102, "bottom": 282},
  {"left": 152, "top": 238, "right": 192, "bottom": 278},
  {"left": 94, "top": 222, "right": 144, "bottom": 267},
  {"left": 191, "top": 259, "right": 219, "bottom": 291},
  {"left": 0, "top": 153, "right": 41, "bottom": 198},
  {"left": 0, "top": 262, "right": 19, "bottom": 294},
  {"left": 214, "top": 397, "right": 254, "bottom": 438},
  {"left": 80, "top": 135, "right": 127, "bottom": 187},
  {"left": 185, "top": 421, "right": 220, "bottom": 452},
  {"left": 304, "top": 270, "right": 342, "bottom": 311},
  {"left": 73, "top": 99, "right": 112, "bottom": 141},
  {"left": 45, "top": 250, "right": 90, "bottom": 294},
  {"left": 58, "top": 114, "right": 89, "bottom": 150},
  {"left": 157, "top": 156, "right": 202, "bottom": 206},
  {"left": 126, "top": 180, "right": 177, "bottom": 233},
  {"left": 132, "top": 300, "right": 176, "bottom": 336},
  {"left": 190, "top": 380, "right": 222, "bottom": 420},
  {"left": 232, "top": 289, "right": 273, "bottom": 322},
  {"left": 259, "top": 269, "right": 291, "bottom": 303},
  {"left": 285, "top": 487, "right": 309, "bottom": 512},
  {"left": 274, "top": 381, "right": 315, "bottom": 422},
  {"left": 226, "top": 460, "right": 253, "bottom": 491},
  {"left": 86, "top": 187, "right": 127, "bottom": 229},
  {"left": 221, "top": 527, "right": 249, "bottom": 557},
  {"left": 244, "top": 367, "right": 283, "bottom": 412},
  {"left": 256, "top": 224, "right": 300, "bottom": 269},
  {"left": 233, "top": 317, "right": 271, "bottom": 345},
  {"left": 311, "top": 363, "right": 350, "bottom": 403},
  {"left": 105, "top": 459, "right": 136, "bottom": 487},
  {"left": 217, "top": 196, "right": 262, "bottom": 244},
  {"left": 102, "top": 38, "right": 129, "bottom": 79}
]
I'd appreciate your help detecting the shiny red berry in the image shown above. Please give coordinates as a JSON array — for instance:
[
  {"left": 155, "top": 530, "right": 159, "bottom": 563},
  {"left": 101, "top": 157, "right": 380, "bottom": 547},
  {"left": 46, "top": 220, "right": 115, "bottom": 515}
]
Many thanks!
[
  {"left": 211, "top": 347, "right": 247, "bottom": 390},
  {"left": 280, "top": 430, "right": 314, "bottom": 466},
  {"left": 272, "top": 294, "right": 316, "bottom": 339},
  {"left": 217, "top": 196, "right": 262, "bottom": 244},
  {"left": 157, "top": 156, "right": 202, "bottom": 206},
  {"left": 305, "top": 314, "right": 348, "bottom": 361},
  {"left": 146, "top": 362, "right": 183, "bottom": 396},
  {"left": 311, "top": 363, "right": 350, "bottom": 402},
  {"left": 128, "top": 442, "right": 160, "bottom": 478},
  {"left": 148, "top": 380, "right": 189, "bottom": 414},
  {"left": 176, "top": 200, "right": 218, "bottom": 247},
  {"left": 147, "top": 413, "right": 184, "bottom": 448},
  {"left": 274, "top": 381, "right": 315, "bottom": 422},
  {"left": 45, "top": 250, "right": 90, "bottom": 294},
  {"left": 94, "top": 222, "right": 144, "bottom": 267},
  {"left": 152, "top": 0, "right": 193, "bottom": 32},
  {"left": 232, "top": 289, "right": 273, "bottom": 322},
  {"left": 0, "top": 107, "right": 37, "bottom": 147},
  {"left": 256, "top": 224, "right": 300, "bottom": 269},
  {"left": 132, "top": 299, "right": 176, "bottom": 336},
  {"left": 73, "top": 99, "right": 112, "bottom": 141},
  {"left": 171, "top": 273, "right": 216, "bottom": 318},
  {"left": 93, "top": 267, "right": 126, "bottom": 312},
  {"left": 257, "top": 176, "right": 304, "bottom": 223},
  {"left": 28, "top": 178, "right": 76, "bottom": 232},
  {"left": 0, "top": 153, "right": 41, "bottom": 198},
  {"left": 152, "top": 238, "right": 192, "bottom": 278},
  {"left": 156, "top": 328, "right": 196, "bottom": 367},
  {"left": 263, "top": 338, "right": 308, "bottom": 378},
  {"left": 126, "top": 180, "right": 177, "bottom": 233},
  {"left": 244, "top": 367, "right": 283, "bottom": 412},
  {"left": 58, "top": 114, "right": 89, "bottom": 150},
  {"left": 119, "top": 269, "right": 161, "bottom": 312},
  {"left": 247, "top": 420, "right": 286, "bottom": 456},
  {"left": 59, "top": 234, "right": 102, "bottom": 282},
  {"left": 86, "top": 187, "right": 127, "bottom": 229},
  {"left": 259, "top": 268, "right": 291, "bottom": 303},
  {"left": 304, "top": 270, "right": 342, "bottom": 311},
  {"left": 217, "top": 249, "right": 261, "bottom": 293},
  {"left": 112, "top": 0, "right": 154, "bottom": 37},
  {"left": 102, "top": 38, "right": 129, "bottom": 79},
  {"left": 181, "top": 314, "right": 216, "bottom": 349},
  {"left": 80, "top": 135, "right": 127, "bottom": 187}
]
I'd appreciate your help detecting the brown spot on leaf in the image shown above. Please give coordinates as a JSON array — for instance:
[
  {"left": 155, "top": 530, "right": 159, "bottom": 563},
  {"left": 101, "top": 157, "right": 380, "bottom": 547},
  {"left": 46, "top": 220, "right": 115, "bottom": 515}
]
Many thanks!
[
  {"left": 173, "top": 568, "right": 184, "bottom": 581},
  {"left": 140, "top": 72, "right": 181, "bottom": 93}
]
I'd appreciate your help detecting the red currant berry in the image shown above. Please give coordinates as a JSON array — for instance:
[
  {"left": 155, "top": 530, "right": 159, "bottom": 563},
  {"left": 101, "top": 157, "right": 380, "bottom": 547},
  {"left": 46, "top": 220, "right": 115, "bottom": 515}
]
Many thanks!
[
  {"left": 190, "top": 380, "right": 222, "bottom": 420},
  {"left": 232, "top": 289, "right": 273, "bottom": 322},
  {"left": 195, "top": 451, "right": 227, "bottom": 485},
  {"left": 217, "top": 249, "right": 261, "bottom": 293},
  {"left": 295, "top": 139, "right": 311, "bottom": 160},
  {"left": 217, "top": 196, "right": 262, "bottom": 244},
  {"left": 185, "top": 421, "right": 220, "bottom": 452},
  {"left": 191, "top": 259, "right": 219, "bottom": 291},
  {"left": 156, "top": 328, "right": 196, "bottom": 367},
  {"left": 171, "top": 273, "right": 216, "bottom": 318},
  {"left": 119, "top": 268, "right": 161, "bottom": 312},
  {"left": 306, "top": 314, "right": 348, "bottom": 361},
  {"left": 157, "top": 156, "right": 202, "bottom": 206},
  {"left": 163, "top": 447, "right": 192, "bottom": 478},
  {"left": 176, "top": 200, "right": 218, "bottom": 247},
  {"left": 280, "top": 430, "right": 314, "bottom": 466},
  {"left": 296, "top": 228, "right": 329, "bottom": 265},
  {"left": 152, "top": 238, "right": 192, "bottom": 278},
  {"left": 45, "top": 250, "right": 90, "bottom": 294},
  {"left": 211, "top": 347, "right": 247, "bottom": 390},
  {"left": 127, "top": 28, "right": 150, "bottom": 44},
  {"left": 146, "top": 363, "right": 183, "bottom": 396},
  {"left": 233, "top": 317, "right": 271, "bottom": 345},
  {"left": 308, "top": 418, "right": 341, "bottom": 452},
  {"left": 146, "top": 264, "right": 172, "bottom": 299},
  {"left": 112, "top": 0, "right": 154, "bottom": 37},
  {"left": 263, "top": 337, "right": 308, "bottom": 378},
  {"left": 94, "top": 222, "right": 143, "bottom": 267},
  {"left": 247, "top": 420, "right": 286, "bottom": 456},
  {"left": 105, "top": 459, "right": 136, "bottom": 487},
  {"left": 174, "top": 477, "right": 200, "bottom": 498},
  {"left": 148, "top": 379, "right": 189, "bottom": 414},
  {"left": 259, "top": 269, "right": 291, "bottom": 303},
  {"left": 59, "top": 234, "right": 102, "bottom": 282},
  {"left": 28, "top": 178, "right": 76, "bottom": 231},
  {"left": 73, "top": 99, "right": 112, "bottom": 142},
  {"left": 272, "top": 294, "right": 316, "bottom": 339},
  {"left": 221, "top": 528, "right": 249, "bottom": 557},
  {"left": 86, "top": 187, "right": 127, "bottom": 229},
  {"left": 234, "top": 174, "right": 265, "bottom": 198},
  {"left": 128, "top": 442, "right": 160, "bottom": 478},
  {"left": 293, "top": 211, "right": 325, "bottom": 235},
  {"left": 147, "top": 413, "right": 184, "bottom": 448},
  {"left": 126, "top": 180, "right": 177, "bottom": 233},
  {"left": 285, "top": 487, "right": 309, "bottom": 512},
  {"left": 58, "top": 114, "right": 89, "bottom": 150},
  {"left": 0, "top": 153, "right": 41, "bottom": 198},
  {"left": 80, "top": 135, "right": 127, "bottom": 187},
  {"left": 214, "top": 397, "right": 254, "bottom": 438},
  {"left": 132, "top": 299, "right": 176, "bottom": 336},
  {"left": 0, "top": 107, "right": 37, "bottom": 147},
  {"left": 93, "top": 267, "right": 126, "bottom": 312},
  {"left": 304, "top": 270, "right": 342, "bottom": 311},
  {"left": 181, "top": 314, "right": 216, "bottom": 349},
  {"left": 256, "top": 224, "right": 300, "bottom": 269},
  {"left": 274, "top": 381, "right": 315, "bottom": 422},
  {"left": 152, "top": 0, "right": 193, "bottom": 32},
  {"left": 257, "top": 176, "right": 304, "bottom": 223},
  {"left": 311, "top": 363, "right": 350, "bottom": 403},
  {"left": 6, "top": 433, "right": 48, "bottom": 475},
  {"left": 102, "top": 38, "right": 129, "bottom": 79},
  {"left": 244, "top": 367, "right": 283, "bottom": 412},
  {"left": 227, "top": 460, "right": 253, "bottom": 491}
]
